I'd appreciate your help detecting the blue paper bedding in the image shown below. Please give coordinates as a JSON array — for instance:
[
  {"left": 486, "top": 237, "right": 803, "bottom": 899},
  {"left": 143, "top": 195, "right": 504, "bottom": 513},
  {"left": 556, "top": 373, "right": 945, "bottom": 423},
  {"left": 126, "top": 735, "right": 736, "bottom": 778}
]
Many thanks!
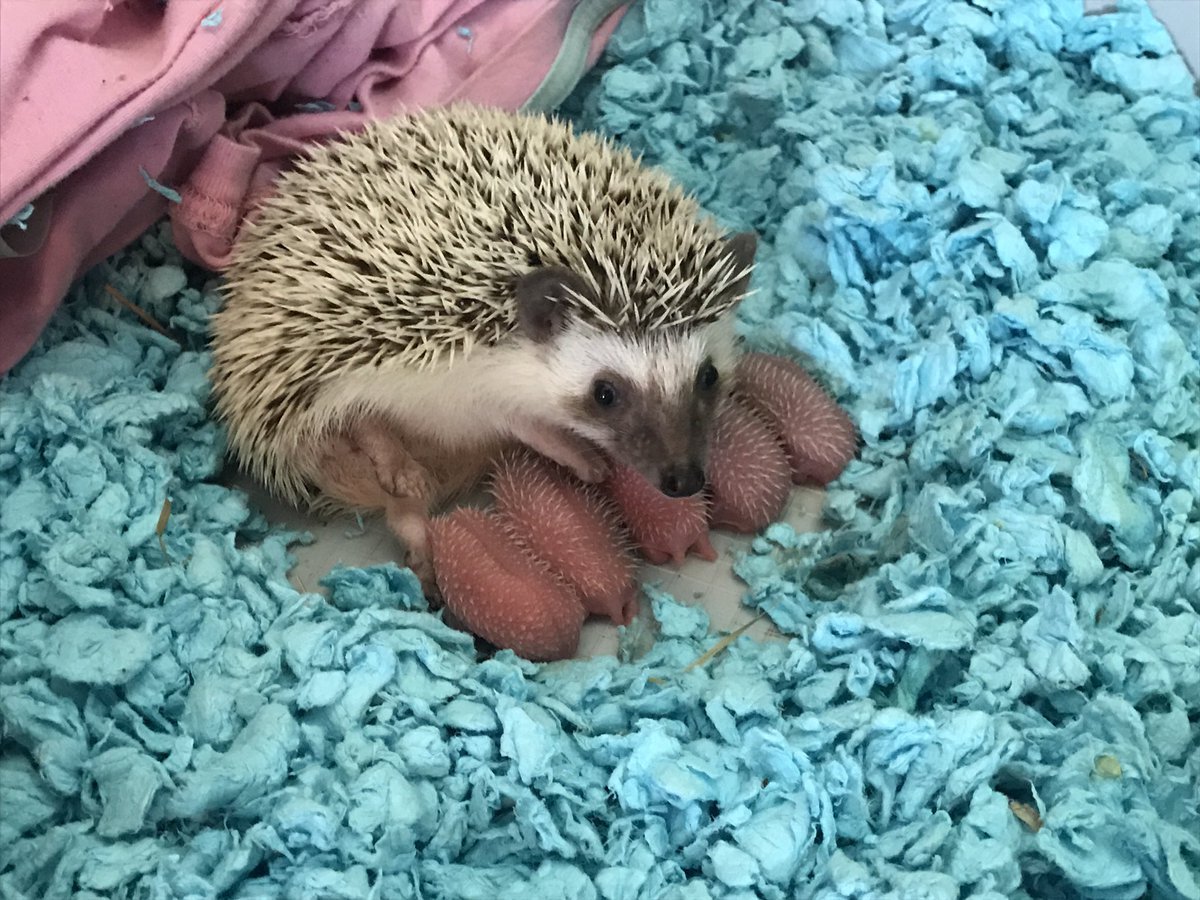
[{"left": 1, "top": 0, "right": 1197, "bottom": 897}]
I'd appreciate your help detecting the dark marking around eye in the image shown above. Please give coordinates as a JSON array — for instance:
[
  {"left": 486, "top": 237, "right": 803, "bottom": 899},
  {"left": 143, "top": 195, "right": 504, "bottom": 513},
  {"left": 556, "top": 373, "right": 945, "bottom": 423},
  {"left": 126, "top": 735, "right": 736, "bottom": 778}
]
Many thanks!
[{"left": 593, "top": 380, "right": 617, "bottom": 407}]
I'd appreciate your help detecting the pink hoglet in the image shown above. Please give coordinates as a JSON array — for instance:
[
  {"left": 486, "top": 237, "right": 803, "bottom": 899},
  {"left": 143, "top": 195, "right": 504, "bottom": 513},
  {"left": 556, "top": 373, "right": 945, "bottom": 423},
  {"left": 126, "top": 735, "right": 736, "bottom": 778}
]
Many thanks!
[
  {"left": 734, "top": 352, "right": 858, "bottom": 486},
  {"left": 428, "top": 508, "right": 585, "bottom": 661},
  {"left": 601, "top": 464, "right": 717, "bottom": 566},
  {"left": 707, "top": 396, "right": 792, "bottom": 533},
  {"left": 491, "top": 450, "right": 639, "bottom": 626}
]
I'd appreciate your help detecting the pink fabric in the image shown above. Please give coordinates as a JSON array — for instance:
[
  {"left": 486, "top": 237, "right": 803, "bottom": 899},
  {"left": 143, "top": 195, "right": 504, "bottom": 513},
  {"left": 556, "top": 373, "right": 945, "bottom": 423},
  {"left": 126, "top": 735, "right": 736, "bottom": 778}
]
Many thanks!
[{"left": 0, "top": 0, "right": 626, "bottom": 376}]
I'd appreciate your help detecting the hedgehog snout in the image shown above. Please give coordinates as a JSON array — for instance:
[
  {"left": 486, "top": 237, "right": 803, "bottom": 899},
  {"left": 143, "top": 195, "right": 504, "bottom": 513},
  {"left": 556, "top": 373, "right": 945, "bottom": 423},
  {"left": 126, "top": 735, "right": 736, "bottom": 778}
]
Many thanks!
[
  {"left": 617, "top": 415, "right": 715, "bottom": 499},
  {"left": 659, "top": 462, "right": 706, "bottom": 498}
]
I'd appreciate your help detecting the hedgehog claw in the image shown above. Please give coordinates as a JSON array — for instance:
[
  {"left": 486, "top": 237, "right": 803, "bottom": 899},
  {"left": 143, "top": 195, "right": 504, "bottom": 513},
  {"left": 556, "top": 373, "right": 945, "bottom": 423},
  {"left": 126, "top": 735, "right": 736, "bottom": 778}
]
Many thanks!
[
  {"left": 571, "top": 451, "right": 609, "bottom": 484},
  {"left": 512, "top": 421, "right": 607, "bottom": 483}
]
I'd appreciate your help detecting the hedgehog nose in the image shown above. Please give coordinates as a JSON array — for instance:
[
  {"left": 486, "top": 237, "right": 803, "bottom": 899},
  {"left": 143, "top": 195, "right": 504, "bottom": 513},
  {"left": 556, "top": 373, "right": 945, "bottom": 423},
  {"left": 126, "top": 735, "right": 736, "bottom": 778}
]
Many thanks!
[{"left": 660, "top": 465, "right": 705, "bottom": 498}]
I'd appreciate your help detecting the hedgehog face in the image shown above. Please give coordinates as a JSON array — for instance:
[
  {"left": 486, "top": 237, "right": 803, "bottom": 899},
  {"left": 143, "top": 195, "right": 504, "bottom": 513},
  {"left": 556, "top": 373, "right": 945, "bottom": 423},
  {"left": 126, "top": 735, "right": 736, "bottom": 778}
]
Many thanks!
[
  {"left": 515, "top": 263, "right": 746, "bottom": 498},
  {"left": 547, "top": 321, "right": 738, "bottom": 498}
]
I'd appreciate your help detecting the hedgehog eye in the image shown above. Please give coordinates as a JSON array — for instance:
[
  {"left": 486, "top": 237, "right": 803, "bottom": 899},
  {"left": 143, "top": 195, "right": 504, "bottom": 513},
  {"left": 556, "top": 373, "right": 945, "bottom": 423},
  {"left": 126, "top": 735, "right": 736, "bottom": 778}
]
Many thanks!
[
  {"left": 593, "top": 380, "right": 618, "bottom": 408},
  {"left": 697, "top": 361, "right": 719, "bottom": 391}
]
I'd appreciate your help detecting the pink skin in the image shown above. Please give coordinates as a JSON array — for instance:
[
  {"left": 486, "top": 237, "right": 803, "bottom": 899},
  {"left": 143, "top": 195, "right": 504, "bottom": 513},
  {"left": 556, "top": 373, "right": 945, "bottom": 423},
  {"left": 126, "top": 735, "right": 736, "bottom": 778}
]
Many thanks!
[
  {"left": 491, "top": 451, "right": 640, "bottom": 626},
  {"left": 429, "top": 508, "right": 585, "bottom": 661},
  {"left": 735, "top": 352, "right": 858, "bottom": 486},
  {"left": 601, "top": 463, "right": 717, "bottom": 566},
  {"left": 423, "top": 352, "right": 857, "bottom": 658},
  {"left": 707, "top": 397, "right": 792, "bottom": 533}
]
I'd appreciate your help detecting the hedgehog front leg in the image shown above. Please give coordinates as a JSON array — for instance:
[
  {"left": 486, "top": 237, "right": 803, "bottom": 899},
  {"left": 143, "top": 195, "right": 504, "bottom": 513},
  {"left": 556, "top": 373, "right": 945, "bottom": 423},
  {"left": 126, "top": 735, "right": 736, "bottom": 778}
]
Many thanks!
[
  {"left": 509, "top": 420, "right": 609, "bottom": 483},
  {"left": 313, "top": 418, "right": 438, "bottom": 594},
  {"left": 383, "top": 496, "right": 436, "bottom": 592}
]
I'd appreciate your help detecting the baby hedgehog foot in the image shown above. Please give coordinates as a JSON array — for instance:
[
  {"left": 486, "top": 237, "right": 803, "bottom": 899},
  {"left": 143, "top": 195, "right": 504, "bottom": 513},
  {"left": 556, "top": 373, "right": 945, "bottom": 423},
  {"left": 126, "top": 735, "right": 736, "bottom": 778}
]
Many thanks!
[
  {"left": 602, "top": 464, "right": 716, "bottom": 566},
  {"left": 735, "top": 353, "right": 859, "bottom": 485},
  {"left": 707, "top": 397, "right": 792, "bottom": 533},
  {"left": 429, "top": 508, "right": 585, "bottom": 661},
  {"left": 491, "top": 451, "right": 639, "bottom": 626}
]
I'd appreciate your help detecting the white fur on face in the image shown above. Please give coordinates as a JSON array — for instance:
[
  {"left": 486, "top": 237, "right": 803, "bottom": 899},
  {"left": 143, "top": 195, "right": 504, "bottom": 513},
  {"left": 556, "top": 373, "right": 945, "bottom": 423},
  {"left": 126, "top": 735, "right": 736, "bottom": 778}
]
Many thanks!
[
  {"left": 546, "top": 314, "right": 739, "bottom": 444},
  {"left": 306, "top": 310, "right": 740, "bottom": 461}
]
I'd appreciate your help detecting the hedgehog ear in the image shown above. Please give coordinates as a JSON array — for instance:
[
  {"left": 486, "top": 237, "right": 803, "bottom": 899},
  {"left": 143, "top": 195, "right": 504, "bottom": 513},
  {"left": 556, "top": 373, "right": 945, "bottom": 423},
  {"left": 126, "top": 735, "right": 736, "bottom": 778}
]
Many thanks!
[
  {"left": 514, "top": 266, "right": 592, "bottom": 343},
  {"left": 721, "top": 231, "right": 758, "bottom": 298}
]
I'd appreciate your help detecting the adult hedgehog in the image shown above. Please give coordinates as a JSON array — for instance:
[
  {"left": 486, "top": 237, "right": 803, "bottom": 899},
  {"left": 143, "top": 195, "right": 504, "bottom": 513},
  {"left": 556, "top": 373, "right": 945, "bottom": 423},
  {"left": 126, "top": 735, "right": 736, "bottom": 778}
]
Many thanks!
[{"left": 210, "top": 104, "right": 757, "bottom": 587}]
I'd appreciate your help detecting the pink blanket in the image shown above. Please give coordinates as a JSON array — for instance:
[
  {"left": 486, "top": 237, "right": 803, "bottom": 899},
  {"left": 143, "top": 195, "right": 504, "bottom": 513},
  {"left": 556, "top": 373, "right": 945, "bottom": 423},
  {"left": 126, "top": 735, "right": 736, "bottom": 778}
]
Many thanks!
[{"left": 0, "top": 0, "right": 626, "bottom": 375}]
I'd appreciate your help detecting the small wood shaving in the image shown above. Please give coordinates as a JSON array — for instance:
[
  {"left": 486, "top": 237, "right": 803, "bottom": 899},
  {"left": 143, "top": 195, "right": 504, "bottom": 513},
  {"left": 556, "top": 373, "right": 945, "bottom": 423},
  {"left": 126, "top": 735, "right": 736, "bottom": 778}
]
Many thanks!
[
  {"left": 1009, "top": 799, "right": 1044, "bottom": 833},
  {"left": 104, "top": 285, "right": 179, "bottom": 342},
  {"left": 156, "top": 498, "right": 173, "bottom": 561},
  {"left": 682, "top": 613, "right": 767, "bottom": 673}
]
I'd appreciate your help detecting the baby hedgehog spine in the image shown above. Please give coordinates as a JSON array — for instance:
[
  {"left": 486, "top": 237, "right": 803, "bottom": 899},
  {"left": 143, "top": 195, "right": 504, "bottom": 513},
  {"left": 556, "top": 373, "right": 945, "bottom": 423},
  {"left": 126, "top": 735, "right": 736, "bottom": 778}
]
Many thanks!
[
  {"left": 735, "top": 353, "right": 859, "bottom": 486},
  {"left": 429, "top": 508, "right": 586, "bottom": 662},
  {"left": 491, "top": 450, "right": 639, "bottom": 626}
]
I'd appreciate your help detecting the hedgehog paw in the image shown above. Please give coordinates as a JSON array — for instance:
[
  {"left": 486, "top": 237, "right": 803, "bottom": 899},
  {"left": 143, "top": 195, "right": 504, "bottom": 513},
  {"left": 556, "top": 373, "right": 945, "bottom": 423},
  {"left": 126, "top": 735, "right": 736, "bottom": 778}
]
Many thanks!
[
  {"left": 352, "top": 418, "right": 435, "bottom": 500},
  {"left": 384, "top": 496, "right": 438, "bottom": 596},
  {"left": 512, "top": 421, "right": 608, "bottom": 483},
  {"left": 413, "top": 557, "right": 440, "bottom": 603},
  {"left": 315, "top": 419, "right": 435, "bottom": 512}
]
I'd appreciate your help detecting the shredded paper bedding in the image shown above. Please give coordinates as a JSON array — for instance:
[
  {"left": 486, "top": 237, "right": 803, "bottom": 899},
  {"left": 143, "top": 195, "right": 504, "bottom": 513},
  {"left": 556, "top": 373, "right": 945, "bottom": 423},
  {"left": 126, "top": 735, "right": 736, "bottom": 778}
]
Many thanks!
[{"left": 1, "top": 0, "right": 1198, "bottom": 897}]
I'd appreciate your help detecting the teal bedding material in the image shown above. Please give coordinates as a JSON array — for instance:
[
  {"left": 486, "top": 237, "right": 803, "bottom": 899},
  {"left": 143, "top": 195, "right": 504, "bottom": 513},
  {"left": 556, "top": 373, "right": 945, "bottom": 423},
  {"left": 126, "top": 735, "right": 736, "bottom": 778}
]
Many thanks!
[{"left": 2, "top": 0, "right": 1198, "bottom": 897}]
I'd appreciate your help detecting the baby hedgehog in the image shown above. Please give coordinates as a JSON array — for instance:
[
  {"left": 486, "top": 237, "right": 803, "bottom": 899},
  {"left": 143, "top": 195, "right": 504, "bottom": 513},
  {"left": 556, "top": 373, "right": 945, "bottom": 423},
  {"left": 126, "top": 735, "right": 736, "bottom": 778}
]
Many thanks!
[{"left": 209, "top": 103, "right": 757, "bottom": 588}]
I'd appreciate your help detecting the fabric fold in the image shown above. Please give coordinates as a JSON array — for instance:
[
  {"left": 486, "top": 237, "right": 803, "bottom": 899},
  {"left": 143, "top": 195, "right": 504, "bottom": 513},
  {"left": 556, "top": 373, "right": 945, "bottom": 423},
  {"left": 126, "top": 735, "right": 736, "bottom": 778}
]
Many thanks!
[{"left": 0, "top": 0, "right": 627, "bottom": 375}]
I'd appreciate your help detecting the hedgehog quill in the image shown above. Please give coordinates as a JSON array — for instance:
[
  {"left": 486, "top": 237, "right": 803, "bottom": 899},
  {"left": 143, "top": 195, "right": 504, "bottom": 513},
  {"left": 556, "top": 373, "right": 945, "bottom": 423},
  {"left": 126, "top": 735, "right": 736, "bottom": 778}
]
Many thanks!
[{"left": 210, "top": 104, "right": 757, "bottom": 589}]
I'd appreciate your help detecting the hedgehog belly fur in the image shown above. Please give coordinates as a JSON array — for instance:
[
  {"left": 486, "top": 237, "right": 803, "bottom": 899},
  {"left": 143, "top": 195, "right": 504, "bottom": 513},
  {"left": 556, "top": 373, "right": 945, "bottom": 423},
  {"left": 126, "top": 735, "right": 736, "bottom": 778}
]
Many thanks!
[{"left": 209, "top": 103, "right": 749, "bottom": 512}]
